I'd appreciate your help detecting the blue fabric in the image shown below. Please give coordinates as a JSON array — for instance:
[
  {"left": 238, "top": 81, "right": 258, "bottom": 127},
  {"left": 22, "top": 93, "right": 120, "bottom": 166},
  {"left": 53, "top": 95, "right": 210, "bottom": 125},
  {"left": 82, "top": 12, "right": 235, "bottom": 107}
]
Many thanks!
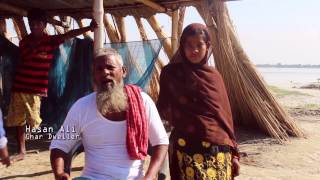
[
  {"left": 0, "top": 109, "right": 7, "bottom": 149},
  {"left": 105, "top": 39, "right": 163, "bottom": 87},
  {"left": 0, "top": 110, "right": 5, "bottom": 138}
]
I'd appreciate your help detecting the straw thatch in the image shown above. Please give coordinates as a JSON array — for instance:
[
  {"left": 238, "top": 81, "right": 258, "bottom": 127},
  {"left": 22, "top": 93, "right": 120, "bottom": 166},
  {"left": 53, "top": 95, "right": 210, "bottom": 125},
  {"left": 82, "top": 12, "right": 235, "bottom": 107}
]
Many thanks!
[{"left": 0, "top": 0, "right": 196, "bottom": 19}]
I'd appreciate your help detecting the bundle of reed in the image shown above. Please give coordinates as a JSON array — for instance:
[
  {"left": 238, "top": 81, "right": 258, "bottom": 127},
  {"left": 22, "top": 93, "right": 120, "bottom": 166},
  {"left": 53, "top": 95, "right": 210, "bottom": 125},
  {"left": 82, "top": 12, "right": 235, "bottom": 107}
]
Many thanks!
[{"left": 197, "top": 0, "right": 303, "bottom": 143}]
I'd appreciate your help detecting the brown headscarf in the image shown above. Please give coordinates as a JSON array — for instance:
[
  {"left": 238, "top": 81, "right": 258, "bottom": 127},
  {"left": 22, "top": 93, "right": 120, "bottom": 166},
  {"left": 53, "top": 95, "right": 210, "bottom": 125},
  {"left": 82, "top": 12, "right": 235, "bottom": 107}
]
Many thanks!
[{"left": 157, "top": 23, "right": 238, "bottom": 149}]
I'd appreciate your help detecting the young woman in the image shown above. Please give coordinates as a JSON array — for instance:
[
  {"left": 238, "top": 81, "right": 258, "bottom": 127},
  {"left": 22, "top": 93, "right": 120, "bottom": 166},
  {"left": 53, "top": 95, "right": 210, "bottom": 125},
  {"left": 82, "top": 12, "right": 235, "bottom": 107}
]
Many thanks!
[{"left": 157, "top": 23, "right": 240, "bottom": 180}]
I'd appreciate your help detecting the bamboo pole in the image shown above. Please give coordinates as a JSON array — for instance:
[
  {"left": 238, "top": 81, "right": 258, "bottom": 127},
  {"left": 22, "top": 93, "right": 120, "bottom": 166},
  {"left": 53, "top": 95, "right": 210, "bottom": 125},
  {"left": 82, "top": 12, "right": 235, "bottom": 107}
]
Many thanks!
[
  {"left": 147, "top": 15, "right": 172, "bottom": 59},
  {"left": 171, "top": 9, "right": 179, "bottom": 55},
  {"left": 12, "top": 17, "right": 27, "bottom": 40},
  {"left": 134, "top": 16, "right": 164, "bottom": 101},
  {"left": 134, "top": 0, "right": 167, "bottom": 13},
  {"left": 103, "top": 14, "right": 120, "bottom": 43},
  {"left": 53, "top": 17, "right": 65, "bottom": 34},
  {"left": 177, "top": 6, "right": 186, "bottom": 39},
  {"left": 61, "top": 16, "right": 72, "bottom": 32},
  {"left": 0, "top": 18, "right": 9, "bottom": 39},
  {"left": 12, "top": 19, "right": 23, "bottom": 41},
  {"left": 114, "top": 16, "right": 126, "bottom": 42},
  {"left": 134, "top": 17, "right": 148, "bottom": 41},
  {"left": 76, "top": 19, "right": 92, "bottom": 39},
  {"left": 92, "top": 0, "right": 105, "bottom": 54},
  {"left": 54, "top": 26, "right": 64, "bottom": 35}
]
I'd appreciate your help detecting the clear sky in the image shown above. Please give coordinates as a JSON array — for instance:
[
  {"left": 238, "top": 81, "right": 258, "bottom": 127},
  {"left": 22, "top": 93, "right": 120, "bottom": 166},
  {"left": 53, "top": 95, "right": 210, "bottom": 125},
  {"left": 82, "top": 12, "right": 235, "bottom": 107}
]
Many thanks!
[
  {"left": 227, "top": 0, "right": 320, "bottom": 65},
  {"left": 5, "top": 0, "right": 320, "bottom": 65}
]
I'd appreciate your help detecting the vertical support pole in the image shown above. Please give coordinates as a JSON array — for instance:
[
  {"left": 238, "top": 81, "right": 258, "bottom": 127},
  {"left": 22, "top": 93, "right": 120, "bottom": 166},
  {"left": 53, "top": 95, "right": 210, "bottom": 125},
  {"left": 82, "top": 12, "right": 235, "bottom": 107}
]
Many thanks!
[
  {"left": 93, "top": 0, "right": 105, "bottom": 54},
  {"left": 171, "top": 9, "right": 179, "bottom": 55}
]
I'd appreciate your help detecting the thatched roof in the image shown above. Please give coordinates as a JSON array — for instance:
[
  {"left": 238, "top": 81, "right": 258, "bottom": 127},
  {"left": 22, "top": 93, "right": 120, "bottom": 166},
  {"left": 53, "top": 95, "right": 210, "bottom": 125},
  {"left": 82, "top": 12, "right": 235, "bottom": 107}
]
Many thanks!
[{"left": 0, "top": 0, "right": 199, "bottom": 18}]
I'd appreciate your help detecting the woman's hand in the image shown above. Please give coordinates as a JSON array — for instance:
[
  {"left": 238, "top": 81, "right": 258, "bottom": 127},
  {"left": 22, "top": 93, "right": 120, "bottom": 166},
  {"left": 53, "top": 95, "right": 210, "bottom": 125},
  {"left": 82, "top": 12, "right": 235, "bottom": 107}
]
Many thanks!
[{"left": 232, "top": 157, "right": 240, "bottom": 177}]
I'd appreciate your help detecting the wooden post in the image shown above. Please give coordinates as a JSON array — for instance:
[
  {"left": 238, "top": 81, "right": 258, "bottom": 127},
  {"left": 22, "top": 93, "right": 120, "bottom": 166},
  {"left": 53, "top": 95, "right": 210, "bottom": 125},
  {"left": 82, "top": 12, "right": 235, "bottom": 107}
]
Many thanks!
[
  {"left": 103, "top": 14, "right": 120, "bottom": 43},
  {"left": 171, "top": 9, "right": 179, "bottom": 55},
  {"left": 93, "top": 0, "right": 105, "bottom": 54},
  {"left": 12, "top": 17, "right": 28, "bottom": 40},
  {"left": 114, "top": 16, "right": 126, "bottom": 42},
  {"left": 147, "top": 15, "right": 172, "bottom": 58}
]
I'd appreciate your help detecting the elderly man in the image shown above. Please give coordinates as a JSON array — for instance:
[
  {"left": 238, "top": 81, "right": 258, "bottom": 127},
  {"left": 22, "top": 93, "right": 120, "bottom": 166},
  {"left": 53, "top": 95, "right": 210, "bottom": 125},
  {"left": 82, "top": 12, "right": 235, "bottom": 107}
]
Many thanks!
[{"left": 50, "top": 48, "right": 169, "bottom": 180}]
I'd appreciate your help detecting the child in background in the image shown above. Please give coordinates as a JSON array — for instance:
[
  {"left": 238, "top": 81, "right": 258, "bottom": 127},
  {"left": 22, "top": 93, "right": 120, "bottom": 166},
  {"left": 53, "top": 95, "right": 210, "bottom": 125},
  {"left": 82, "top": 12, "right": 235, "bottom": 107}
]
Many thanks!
[{"left": 6, "top": 8, "right": 97, "bottom": 161}]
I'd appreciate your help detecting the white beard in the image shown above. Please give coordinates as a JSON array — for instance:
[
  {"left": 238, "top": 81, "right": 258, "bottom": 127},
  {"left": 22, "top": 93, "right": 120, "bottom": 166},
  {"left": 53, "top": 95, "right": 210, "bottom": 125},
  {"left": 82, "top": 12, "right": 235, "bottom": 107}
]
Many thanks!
[{"left": 96, "top": 81, "right": 128, "bottom": 115}]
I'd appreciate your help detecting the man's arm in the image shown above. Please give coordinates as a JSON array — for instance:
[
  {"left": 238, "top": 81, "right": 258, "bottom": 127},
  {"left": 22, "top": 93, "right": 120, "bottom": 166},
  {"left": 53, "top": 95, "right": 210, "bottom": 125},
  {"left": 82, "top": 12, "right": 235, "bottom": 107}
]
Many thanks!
[
  {"left": 58, "top": 20, "right": 97, "bottom": 42},
  {"left": 0, "top": 111, "right": 10, "bottom": 167},
  {"left": 144, "top": 145, "right": 168, "bottom": 180},
  {"left": 49, "top": 101, "right": 82, "bottom": 179},
  {"left": 50, "top": 148, "right": 71, "bottom": 180},
  {"left": 141, "top": 92, "right": 170, "bottom": 179},
  {"left": 0, "top": 145, "right": 10, "bottom": 167}
]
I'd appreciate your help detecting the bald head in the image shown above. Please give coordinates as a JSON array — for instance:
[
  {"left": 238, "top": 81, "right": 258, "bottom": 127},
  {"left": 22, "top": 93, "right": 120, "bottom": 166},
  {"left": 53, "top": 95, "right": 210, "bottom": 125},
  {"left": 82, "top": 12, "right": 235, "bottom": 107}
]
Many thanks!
[{"left": 95, "top": 48, "right": 124, "bottom": 67}]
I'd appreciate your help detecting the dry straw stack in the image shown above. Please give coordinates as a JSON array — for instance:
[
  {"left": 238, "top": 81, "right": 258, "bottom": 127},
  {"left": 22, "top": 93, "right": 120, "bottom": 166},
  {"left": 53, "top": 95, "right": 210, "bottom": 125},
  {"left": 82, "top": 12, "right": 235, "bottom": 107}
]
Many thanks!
[{"left": 197, "top": 0, "right": 303, "bottom": 143}]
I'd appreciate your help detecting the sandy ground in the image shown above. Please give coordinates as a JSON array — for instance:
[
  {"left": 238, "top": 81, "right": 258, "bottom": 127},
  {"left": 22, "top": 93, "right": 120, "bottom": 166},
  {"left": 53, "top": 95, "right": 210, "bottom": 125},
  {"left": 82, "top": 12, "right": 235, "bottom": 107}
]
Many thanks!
[{"left": 0, "top": 83, "right": 319, "bottom": 180}]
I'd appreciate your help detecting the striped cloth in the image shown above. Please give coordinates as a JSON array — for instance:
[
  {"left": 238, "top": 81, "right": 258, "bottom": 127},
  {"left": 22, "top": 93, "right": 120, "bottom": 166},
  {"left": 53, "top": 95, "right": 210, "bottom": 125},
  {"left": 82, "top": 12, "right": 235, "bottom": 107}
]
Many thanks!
[
  {"left": 12, "top": 34, "right": 64, "bottom": 96},
  {"left": 125, "top": 85, "right": 148, "bottom": 160}
]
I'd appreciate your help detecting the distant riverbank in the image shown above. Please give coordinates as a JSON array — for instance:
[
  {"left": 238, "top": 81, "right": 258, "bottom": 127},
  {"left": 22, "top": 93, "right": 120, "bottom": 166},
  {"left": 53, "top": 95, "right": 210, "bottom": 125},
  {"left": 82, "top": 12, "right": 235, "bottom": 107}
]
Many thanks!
[
  {"left": 256, "top": 64, "right": 320, "bottom": 68},
  {"left": 257, "top": 67, "right": 320, "bottom": 87}
]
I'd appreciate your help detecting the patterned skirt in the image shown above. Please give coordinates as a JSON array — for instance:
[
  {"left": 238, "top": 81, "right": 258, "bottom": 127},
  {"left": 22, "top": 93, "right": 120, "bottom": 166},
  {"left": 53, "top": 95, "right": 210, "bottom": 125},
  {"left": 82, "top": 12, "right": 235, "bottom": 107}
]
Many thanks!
[{"left": 169, "top": 135, "right": 233, "bottom": 180}]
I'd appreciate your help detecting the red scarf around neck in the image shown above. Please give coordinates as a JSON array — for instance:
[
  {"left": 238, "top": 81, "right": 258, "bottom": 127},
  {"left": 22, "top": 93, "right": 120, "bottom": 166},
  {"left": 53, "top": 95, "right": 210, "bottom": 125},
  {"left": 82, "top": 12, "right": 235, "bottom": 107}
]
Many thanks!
[{"left": 124, "top": 85, "right": 148, "bottom": 160}]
